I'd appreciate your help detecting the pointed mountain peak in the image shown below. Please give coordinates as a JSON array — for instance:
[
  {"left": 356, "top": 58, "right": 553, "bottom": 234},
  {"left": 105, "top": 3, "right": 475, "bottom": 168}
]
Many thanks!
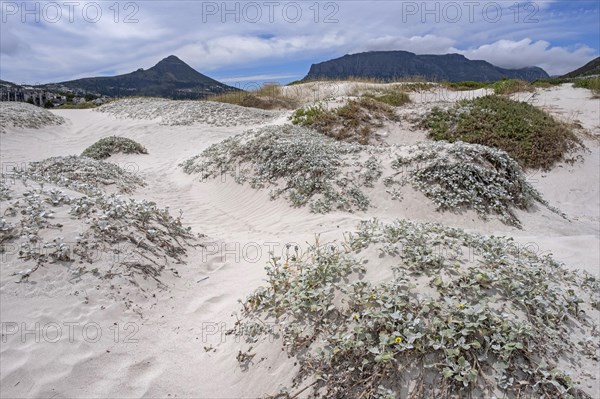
[
  {"left": 155, "top": 55, "right": 187, "bottom": 67},
  {"left": 55, "top": 54, "right": 239, "bottom": 99},
  {"left": 144, "top": 55, "right": 224, "bottom": 85}
]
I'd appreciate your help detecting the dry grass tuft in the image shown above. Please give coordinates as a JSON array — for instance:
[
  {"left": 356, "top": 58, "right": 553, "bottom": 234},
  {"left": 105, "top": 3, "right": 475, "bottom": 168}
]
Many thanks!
[
  {"left": 291, "top": 97, "right": 400, "bottom": 144},
  {"left": 491, "top": 79, "right": 534, "bottom": 95},
  {"left": 207, "top": 83, "right": 299, "bottom": 110}
]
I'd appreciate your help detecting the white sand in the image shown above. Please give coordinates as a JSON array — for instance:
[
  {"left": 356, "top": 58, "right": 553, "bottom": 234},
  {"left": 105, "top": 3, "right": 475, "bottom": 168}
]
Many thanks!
[{"left": 1, "top": 83, "right": 598, "bottom": 398}]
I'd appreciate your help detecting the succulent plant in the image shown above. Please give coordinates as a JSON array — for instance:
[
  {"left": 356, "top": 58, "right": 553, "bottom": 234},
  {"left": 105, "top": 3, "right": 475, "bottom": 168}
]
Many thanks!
[
  {"left": 96, "top": 97, "right": 280, "bottom": 127},
  {"left": 183, "top": 125, "right": 560, "bottom": 227},
  {"left": 13, "top": 155, "right": 145, "bottom": 194},
  {"left": 0, "top": 102, "right": 65, "bottom": 133},
  {"left": 82, "top": 136, "right": 148, "bottom": 160},
  {"left": 234, "top": 218, "right": 599, "bottom": 398}
]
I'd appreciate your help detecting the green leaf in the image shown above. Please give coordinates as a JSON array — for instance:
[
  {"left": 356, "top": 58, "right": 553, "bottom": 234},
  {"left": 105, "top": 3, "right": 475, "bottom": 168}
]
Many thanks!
[
  {"left": 442, "top": 368, "right": 454, "bottom": 378},
  {"left": 494, "top": 361, "right": 509, "bottom": 371},
  {"left": 375, "top": 352, "right": 392, "bottom": 363},
  {"left": 368, "top": 347, "right": 380, "bottom": 354}
]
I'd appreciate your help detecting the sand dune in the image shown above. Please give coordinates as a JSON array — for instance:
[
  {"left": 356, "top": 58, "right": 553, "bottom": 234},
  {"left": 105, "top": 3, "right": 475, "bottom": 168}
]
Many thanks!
[
  {"left": 0, "top": 102, "right": 65, "bottom": 134},
  {"left": 95, "top": 97, "right": 283, "bottom": 127},
  {"left": 1, "top": 83, "right": 598, "bottom": 398}
]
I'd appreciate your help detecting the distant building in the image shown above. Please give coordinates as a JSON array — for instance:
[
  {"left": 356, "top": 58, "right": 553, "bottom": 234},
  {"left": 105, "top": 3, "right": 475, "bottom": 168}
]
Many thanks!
[
  {"left": 0, "top": 86, "right": 66, "bottom": 107},
  {"left": 1, "top": 84, "right": 103, "bottom": 107}
]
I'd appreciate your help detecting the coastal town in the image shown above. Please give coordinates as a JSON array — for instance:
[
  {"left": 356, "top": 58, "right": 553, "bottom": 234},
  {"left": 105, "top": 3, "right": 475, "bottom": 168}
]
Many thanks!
[{"left": 0, "top": 81, "right": 108, "bottom": 107}]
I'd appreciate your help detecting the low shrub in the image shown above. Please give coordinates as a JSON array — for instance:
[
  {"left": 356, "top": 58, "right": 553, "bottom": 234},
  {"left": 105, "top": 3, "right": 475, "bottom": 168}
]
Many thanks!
[
  {"left": 13, "top": 155, "right": 146, "bottom": 194},
  {"left": 387, "top": 142, "right": 555, "bottom": 227},
  {"left": 289, "top": 103, "right": 328, "bottom": 126},
  {"left": 182, "top": 126, "right": 557, "bottom": 226},
  {"left": 233, "top": 218, "right": 599, "bottom": 398},
  {"left": 421, "top": 95, "right": 583, "bottom": 170},
  {"left": 573, "top": 77, "right": 600, "bottom": 98},
  {"left": 181, "top": 125, "right": 383, "bottom": 213},
  {"left": 208, "top": 83, "right": 299, "bottom": 110},
  {"left": 291, "top": 98, "right": 400, "bottom": 144},
  {"left": 82, "top": 136, "right": 148, "bottom": 160},
  {"left": 56, "top": 102, "right": 97, "bottom": 109}
]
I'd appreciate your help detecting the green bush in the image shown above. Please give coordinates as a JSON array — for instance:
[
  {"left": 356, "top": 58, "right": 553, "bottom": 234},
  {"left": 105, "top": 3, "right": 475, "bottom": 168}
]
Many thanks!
[
  {"left": 573, "top": 77, "right": 600, "bottom": 97},
  {"left": 290, "top": 103, "right": 328, "bottom": 126},
  {"left": 421, "top": 95, "right": 582, "bottom": 170},
  {"left": 82, "top": 136, "right": 148, "bottom": 160}
]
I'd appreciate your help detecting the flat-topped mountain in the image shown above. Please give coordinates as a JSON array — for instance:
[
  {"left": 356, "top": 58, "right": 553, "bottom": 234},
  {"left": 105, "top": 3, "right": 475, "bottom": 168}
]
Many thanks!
[
  {"left": 303, "top": 51, "right": 549, "bottom": 82},
  {"left": 45, "top": 55, "right": 239, "bottom": 99}
]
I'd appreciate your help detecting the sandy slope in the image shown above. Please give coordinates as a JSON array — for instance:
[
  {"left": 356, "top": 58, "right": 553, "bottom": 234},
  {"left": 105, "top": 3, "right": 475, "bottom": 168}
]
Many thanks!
[{"left": 1, "top": 84, "right": 598, "bottom": 398}]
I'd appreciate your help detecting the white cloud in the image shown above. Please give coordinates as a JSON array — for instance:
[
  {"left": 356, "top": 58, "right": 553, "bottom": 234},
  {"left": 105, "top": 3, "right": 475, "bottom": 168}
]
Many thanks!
[
  {"left": 457, "top": 39, "right": 597, "bottom": 75},
  {"left": 0, "top": 1, "right": 597, "bottom": 82},
  {"left": 352, "top": 35, "right": 596, "bottom": 76},
  {"left": 357, "top": 35, "right": 456, "bottom": 54}
]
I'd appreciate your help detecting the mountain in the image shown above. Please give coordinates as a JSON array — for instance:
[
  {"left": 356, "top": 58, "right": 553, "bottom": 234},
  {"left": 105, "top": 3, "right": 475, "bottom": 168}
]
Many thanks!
[
  {"left": 561, "top": 57, "right": 600, "bottom": 78},
  {"left": 43, "top": 56, "right": 239, "bottom": 99},
  {"left": 303, "top": 51, "right": 549, "bottom": 82}
]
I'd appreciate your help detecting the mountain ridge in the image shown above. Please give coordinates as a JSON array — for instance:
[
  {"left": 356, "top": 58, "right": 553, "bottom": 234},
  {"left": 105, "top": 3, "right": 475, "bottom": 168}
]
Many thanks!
[
  {"left": 561, "top": 57, "right": 600, "bottom": 78},
  {"left": 44, "top": 55, "right": 239, "bottom": 99},
  {"left": 302, "top": 51, "right": 549, "bottom": 82}
]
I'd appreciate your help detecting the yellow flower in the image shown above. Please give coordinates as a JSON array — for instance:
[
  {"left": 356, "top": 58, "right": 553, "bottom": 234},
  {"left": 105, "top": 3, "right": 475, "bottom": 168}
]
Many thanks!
[
  {"left": 369, "top": 294, "right": 376, "bottom": 300},
  {"left": 352, "top": 313, "right": 359, "bottom": 320},
  {"left": 395, "top": 337, "right": 403, "bottom": 344},
  {"left": 458, "top": 303, "right": 466, "bottom": 309}
]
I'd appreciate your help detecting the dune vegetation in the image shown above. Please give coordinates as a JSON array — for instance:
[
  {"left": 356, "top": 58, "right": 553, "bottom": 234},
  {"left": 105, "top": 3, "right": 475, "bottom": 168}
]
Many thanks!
[
  {"left": 96, "top": 97, "right": 280, "bottom": 126},
  {"left": 234, "top": 218, "right": 599, "bottom": 398},
  {"left": 573, "top": 77, "right": 600, "bottom": 98},
  {"left": 13, "top": 155, "right": 146, "bottom": 194},
  {"left": 182, "top": 125, "right": 556, "bottom": 227},
  {"left": 207, "top": 83, "right": 299, "bottom": 110},
  {"left": 0, "top": 102, "right": 65, "bottom": 133},
  {"left": 82, "top": 136, "right": 148, "bottom": 160},
  {"left": 421, "top": 95, "right": 583, "bottom": 170},
  {"left": 443, "top": 79, "right": 534, "bottom": 95},
  {"left": 3, "top": 159, "right": 198, "bottom": 309},
  {"left": 290, "top": 97, "right": 401, "bottom": 144}
]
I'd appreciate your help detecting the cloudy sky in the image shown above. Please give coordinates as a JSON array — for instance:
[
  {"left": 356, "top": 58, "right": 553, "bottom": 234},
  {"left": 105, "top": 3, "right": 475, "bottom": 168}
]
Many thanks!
[{"left": 0, "top": 0, "right": 598, "bottom": 85}]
